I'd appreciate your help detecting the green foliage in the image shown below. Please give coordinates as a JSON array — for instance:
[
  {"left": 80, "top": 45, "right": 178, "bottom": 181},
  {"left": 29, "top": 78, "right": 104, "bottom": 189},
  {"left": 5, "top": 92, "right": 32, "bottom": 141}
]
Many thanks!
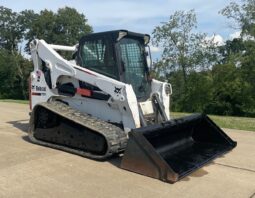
[
  {"left": 21, "top": 7, "right": 92, "bottom": 53},
  {"left": 170, "top": 71, "right": 213, "bottom": 113},
  {"left": 241, "top": 40, "right": 255, "bottom": 87},
  {"left": 0, "top": 49, "right": 16, "bottom": 98},
  {"left": 219, "top": 38, "right": 244, "bottom": 64},
  {"left": 0, "top": 3, "right": 254, "bottom": 118},
  {"left": 22, "top": 9, "right": 55, "bottom": 51},
  {"left": 205, "top": 64, "right": 247, "bottom": 116},
  {"left": 220, "top": 0, "right": 255, "bottom": 37},
  {"left": 0, "top": 6, "right": 25, "bottom": 53},
  {"left": 0, "top": 49, "right": 32, "bottom": 99},
  {"left": 218, "top": 0, "right": 255, "bottom": 116},
  {"left": 208, "top": 37, "right": 255, "bottom": 116},
  {"left": 0, "top": 99, "right": 29, "bottom": 104},
  {"left": 153, "top": 10, "right": 201, "bottom": 81},
  {"left": 181, "top": 72, "right": 213, "bottom": 113},
  {"left": 54, "top": 7, "right": 93, "bottom": 45},
  {"left": 152, "top": 10, "right": 219, "bottom": 114},
  {"left": 152, "top": 2, "right": 255, "bottom": 117},
  {"left": 152, "top": 10, "right": 218, "bottom": 80},
  {"left": 0, "top": 6, "right": 91, "bottom": 99}
]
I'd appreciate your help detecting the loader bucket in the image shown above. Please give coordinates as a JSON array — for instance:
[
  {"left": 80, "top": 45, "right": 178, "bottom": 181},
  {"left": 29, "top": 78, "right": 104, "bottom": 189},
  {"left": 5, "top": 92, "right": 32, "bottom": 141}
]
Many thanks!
[{"left": 121, "top": 114, "right": 237, "bottom": 183}]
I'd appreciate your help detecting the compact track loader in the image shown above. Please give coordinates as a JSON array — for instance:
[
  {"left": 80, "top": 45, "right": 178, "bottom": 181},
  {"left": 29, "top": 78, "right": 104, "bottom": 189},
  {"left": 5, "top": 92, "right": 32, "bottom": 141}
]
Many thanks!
[{"left": 29, "top": 30, "right": 236, "bottom": 183}]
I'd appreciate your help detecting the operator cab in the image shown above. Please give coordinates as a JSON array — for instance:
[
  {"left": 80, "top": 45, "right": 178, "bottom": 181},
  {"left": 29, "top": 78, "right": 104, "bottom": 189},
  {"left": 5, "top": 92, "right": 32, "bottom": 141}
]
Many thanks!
[{"left": 77, "top": 30, "right": 151, "bottom": 101}]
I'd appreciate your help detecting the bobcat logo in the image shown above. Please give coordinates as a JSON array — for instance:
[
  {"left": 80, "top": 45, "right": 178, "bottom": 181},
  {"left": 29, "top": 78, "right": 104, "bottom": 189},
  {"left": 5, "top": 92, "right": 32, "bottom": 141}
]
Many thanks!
[{"left": 114, "top": 87, "right": 122, "bottom": 94}]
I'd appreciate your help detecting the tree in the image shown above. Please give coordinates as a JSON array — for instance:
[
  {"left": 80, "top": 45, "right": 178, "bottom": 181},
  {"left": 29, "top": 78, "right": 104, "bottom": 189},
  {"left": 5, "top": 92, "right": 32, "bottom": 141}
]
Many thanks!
[
  {"left": 181, "top": 71, "right": 213, "bottom": 113},
  {"left": 204, "top": 63, "right": 254, "bottom": 116},
  {"left": 0, "top": 6, "right": 33, "bottom": 99},
  {"left": 152, "top": 10, "right": 218, "bottom": 112},
  {"left": 54, "top": 7, "right": 93, "bottom": 46},
  {"left": 0, "top": 6, "right": 24, "bottom": 53},
  {"left": 218, "top": 38, "right": 245, "bottom": 64},
  {"left": 220, "top": 0, "right": 255, "bottom": 37},
  {"left": 0, "top": 6, "right": 92, "bottom": 99},
  {"left": 241, "top": 40, "right": 255, "bottom": 113},
  {"left": 21, "top": 7, "right": 93, "bottom": 53},
  {"left": 152, "top": 10, "right": 217, "bottom": 82},
  {"left": 220, "top": 0, "right": 255, "bottom": 116},
  {"left": 21, "top": 9, "right": 55, "bottom": 52},
  {"left": 0, "top": 49, "right": 32, "bottom": 99}
]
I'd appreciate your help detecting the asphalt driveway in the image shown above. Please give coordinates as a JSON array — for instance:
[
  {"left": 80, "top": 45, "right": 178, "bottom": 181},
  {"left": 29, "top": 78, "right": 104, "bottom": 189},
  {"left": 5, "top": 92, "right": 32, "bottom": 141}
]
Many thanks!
[{"left": 0, "top": 102, "right": 254, "bottom": 198}]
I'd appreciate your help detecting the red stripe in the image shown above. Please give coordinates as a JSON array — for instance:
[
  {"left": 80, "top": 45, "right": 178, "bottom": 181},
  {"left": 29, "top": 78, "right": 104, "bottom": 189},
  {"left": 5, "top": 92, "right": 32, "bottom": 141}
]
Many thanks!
[
  {"left": 32, "top": 92, "right": 41, "bottom": 96},
  {"left": 76, "top": 88, "right": 92, "bottom": 97},
  {"left": 29, "top": 77, "right": 31, "bottom": 110}
]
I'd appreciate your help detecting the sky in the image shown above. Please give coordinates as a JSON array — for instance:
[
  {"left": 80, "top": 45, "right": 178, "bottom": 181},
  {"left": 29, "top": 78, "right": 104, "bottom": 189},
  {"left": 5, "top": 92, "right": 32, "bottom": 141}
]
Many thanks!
[{"left": 1, "top": 0, "right": 241, "bottom": 56}]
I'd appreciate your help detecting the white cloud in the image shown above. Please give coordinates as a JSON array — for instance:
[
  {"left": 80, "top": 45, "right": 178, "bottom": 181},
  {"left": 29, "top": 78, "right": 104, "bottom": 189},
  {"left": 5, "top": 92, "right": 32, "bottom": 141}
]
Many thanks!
[
  {"left": 205, "top": 34, "right": 224, "bottom": 46},
  {"left": 150, "top": 45, "right": 161, "bottom": 53},
  {"left": 230, "top": 31, "right": 241, "bottom": 40},
  {"left": 229, "top": 31, "right": 255, "bottom": 41},
  {"left": 213, "top": 35, "right": 224, "bottom": 46}
]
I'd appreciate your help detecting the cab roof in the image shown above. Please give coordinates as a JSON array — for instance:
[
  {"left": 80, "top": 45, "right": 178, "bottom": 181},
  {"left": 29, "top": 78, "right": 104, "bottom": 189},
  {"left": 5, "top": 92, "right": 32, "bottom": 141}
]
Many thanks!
[{"left": 79, "top": 30, "right": 150, "bottom": 44}]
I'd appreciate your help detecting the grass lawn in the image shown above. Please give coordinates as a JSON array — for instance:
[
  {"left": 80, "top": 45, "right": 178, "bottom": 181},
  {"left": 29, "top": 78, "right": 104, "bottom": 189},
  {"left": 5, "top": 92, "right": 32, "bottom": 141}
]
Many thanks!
[
  {"left": 0, "top": 99, "right": 254, "bottom": 131},
  {"left": 171, "top": 112, "right": 255, "bottom": 132},
  {"left": 0, "top": 99, "right": 29, "bottom": 104}
]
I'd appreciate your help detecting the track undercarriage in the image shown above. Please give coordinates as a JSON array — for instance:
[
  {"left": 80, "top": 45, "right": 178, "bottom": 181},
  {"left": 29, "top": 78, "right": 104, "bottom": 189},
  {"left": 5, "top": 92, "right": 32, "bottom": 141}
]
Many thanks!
[{"left": 29, "top": 101, "right": 128, "bottom": 159}]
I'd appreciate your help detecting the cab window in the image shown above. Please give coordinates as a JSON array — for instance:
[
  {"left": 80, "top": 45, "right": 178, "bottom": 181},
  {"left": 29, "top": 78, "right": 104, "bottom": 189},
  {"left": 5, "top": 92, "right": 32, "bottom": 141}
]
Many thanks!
[{"left": 80, "top": 38, "right": 118, "bottom": 79}]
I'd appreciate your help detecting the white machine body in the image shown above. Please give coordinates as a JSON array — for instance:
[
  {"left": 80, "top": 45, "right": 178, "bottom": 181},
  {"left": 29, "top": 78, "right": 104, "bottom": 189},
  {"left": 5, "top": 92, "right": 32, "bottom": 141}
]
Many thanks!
[{"left": 29, "top": 39, "right": 172, "bottom": 132}]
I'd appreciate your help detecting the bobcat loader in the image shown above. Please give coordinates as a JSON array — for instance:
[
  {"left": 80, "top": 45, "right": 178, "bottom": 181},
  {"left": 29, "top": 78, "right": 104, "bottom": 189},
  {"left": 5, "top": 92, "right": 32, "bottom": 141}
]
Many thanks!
[{"left": 29, "top": 30, "right": 236, "bottom": 183}]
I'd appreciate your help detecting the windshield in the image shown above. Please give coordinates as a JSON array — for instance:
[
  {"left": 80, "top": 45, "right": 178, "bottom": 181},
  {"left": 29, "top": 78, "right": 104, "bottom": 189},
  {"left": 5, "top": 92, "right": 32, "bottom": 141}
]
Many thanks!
[
  {"left": 119, "top": 37, "right": 150, "bottom": 100},
  {"left": 79, "top": 37, "right": 118, "bottom": 79}
]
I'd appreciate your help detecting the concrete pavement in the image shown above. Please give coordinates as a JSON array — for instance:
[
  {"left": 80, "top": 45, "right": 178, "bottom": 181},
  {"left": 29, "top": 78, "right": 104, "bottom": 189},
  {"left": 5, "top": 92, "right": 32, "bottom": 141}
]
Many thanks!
[{"left": 0, "top": 102, "right": 254, "bottom": 198}]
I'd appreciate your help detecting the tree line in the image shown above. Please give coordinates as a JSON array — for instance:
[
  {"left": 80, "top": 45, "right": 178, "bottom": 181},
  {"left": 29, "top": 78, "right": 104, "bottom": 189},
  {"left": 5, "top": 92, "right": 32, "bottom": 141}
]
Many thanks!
[
  {"left": 152, "top": 0, "right": 255, "bottom": 117},
  {"left": 0, "top": 6, "right": 92, "bottom": 99},
  {"left": 0, "top": 1, "right": 254, "bottom": 117}
]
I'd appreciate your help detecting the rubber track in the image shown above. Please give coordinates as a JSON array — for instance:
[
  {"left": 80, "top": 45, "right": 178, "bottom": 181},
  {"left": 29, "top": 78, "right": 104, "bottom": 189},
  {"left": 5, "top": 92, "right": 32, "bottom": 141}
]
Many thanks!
[{"left": 28, "top": 101, "right": 128, "bottom": 159}]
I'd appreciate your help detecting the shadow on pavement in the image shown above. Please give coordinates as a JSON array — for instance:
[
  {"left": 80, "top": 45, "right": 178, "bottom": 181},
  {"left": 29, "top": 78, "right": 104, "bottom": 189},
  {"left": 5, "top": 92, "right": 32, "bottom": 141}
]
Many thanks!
[
  {"left": 180, "top": 163, "right": 211, "bottom": 182},
  {"left": 8, "top": 120, "right": 29, "bottom": 133},
  {"left": 189, "top": 168, "right": 209, "bottom": 177},
  {"left": 108, "top": 155, "right": 123, "bottom": 168},
  {"left": 109, "top": 153, "right": 210, "bottom": 183},
  {"left": 179, "top": 169, "right": 208, "bottom": 182},
  {"left": 7, "top": 119, "right": 214, "bottom": 183},
  {"left": 22, "top": 135, "right": 33, "bottom": 143}
]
